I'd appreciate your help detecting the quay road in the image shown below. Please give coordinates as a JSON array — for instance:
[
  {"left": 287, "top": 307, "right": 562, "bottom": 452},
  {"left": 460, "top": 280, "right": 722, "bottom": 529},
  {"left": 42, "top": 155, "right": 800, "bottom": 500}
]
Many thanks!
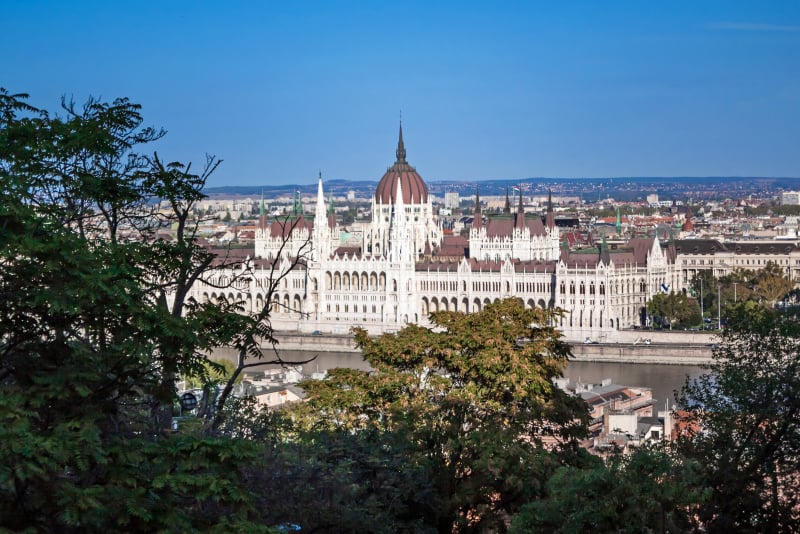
[
  {"left": 271, "top": 331, "right": 715, "bottom": 366},
  {"left": 570, "top": 341, "right": 712, "bottom": 366}
]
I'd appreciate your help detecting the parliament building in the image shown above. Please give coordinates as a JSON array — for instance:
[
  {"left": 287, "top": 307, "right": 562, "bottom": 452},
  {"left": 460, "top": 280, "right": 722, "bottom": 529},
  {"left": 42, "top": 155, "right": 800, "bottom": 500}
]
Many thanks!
[{"left": 188, "top": 126, "right": 800, "bottom": 342}]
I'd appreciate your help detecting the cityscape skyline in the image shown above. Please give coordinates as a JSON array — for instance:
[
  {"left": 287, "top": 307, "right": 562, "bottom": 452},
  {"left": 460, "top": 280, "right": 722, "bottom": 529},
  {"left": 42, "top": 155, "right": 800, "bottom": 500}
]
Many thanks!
[{"left": 3, "top": 1, "right": 800, "bottom": 187}]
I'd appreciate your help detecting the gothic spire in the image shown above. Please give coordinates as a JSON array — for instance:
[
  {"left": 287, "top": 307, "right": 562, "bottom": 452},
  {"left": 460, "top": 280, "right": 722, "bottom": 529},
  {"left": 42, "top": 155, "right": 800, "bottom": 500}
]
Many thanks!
[
  {"left": 396, "top": 120, "right": 407, "bottom": 163},
  {"left": 600, "top": 233, "right": 611, "bottom": 264},
  {"left": 473, "top": 185, "right": 483, "bottom": 228},
  {"left": 315, "top": 172, "right": 325, "bottom": 217},
  {"left": 545, "top": 188, "right": 556, "bottom": 229},
  {"left": 515, "top": 186, "right": 525, "bottom": 229},
  {"left": 293, "top": 189, "right": 302, "bottom": 216},
  {"left": 258, "top": 190, "right": 267, "bottom": 229}
]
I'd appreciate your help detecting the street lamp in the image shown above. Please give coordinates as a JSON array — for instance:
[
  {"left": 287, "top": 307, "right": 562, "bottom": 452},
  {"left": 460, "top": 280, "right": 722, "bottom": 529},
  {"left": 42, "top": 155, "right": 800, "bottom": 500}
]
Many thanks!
[
  {"left": 718, "top": 285, "right": 721, "bottom": 330},
  {"left": 700, "top": 278, "right": 704, "bottom": 320}
]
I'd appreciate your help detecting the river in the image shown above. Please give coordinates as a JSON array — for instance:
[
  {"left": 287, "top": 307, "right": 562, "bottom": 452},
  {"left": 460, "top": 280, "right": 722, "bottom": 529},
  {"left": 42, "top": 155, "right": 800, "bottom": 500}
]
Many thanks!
[{"left": 212, "top": 347, "right": 706, "bottom": 408}]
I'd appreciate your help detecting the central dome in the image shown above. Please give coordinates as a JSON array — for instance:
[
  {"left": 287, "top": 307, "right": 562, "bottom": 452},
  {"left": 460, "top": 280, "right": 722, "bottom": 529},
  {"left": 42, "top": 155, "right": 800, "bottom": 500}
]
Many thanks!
[{"left": 374, "top": 123, "right": 428, "bottom": 205}]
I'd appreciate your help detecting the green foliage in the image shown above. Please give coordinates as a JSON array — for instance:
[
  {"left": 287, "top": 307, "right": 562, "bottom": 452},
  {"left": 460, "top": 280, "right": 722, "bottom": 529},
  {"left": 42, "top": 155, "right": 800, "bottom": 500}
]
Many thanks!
[
  {"left": 510, "top": 446, "right": 706, "bottom": 533},
  {"left": 677, "top": 304, "right": 800, "bottom": 531},
  {"left": 693, "top": 264, "right": 794, "bottom": 323},
  {"left": 185, "top": 358, "right": 243, "bottom": 389},
  {"left": 648, "top": 291, "right": 700, "bottom": 328},
  {"left": 292, "top": 299, "right": 589, "bottom": 531},
  {"left": 0, "top": 89, "right": 272, "bottom": 531},
  {"left": 754, "top": 260, "right": 794, "bottom": 305},
  {"left": 250, "top": 426, "right": 443, "bottom": 532},
  {"left": 691, "top": 270, "right": 719, "bottom": 317}
]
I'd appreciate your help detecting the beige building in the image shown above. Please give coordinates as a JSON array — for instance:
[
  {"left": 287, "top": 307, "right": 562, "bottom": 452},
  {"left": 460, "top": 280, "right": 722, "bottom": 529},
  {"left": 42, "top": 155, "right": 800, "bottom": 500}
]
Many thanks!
[{"left": 672, "top": 239, "right": 800, "bottom": 285}]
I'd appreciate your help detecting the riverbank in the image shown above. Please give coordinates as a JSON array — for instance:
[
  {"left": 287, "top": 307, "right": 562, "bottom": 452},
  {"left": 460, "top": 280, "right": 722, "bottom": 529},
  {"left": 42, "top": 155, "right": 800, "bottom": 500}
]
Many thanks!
[{"left": 272, "top": 331, "right": 715, "bottom": 366}]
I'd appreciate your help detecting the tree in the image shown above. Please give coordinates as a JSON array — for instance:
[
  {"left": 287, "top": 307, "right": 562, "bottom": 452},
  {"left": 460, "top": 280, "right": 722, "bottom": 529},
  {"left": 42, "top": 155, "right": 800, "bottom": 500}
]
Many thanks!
[
  {"left": 676, "top": 303, "right": 800, "bottom": 531},
  {"left": 184, "top": 358, "right": 243, "bottom": 389},
  {"left": 691, "top": 270, "right": 719, "bottom": 319},
  {"left": 754, "top": 260, "right": 794, "bottom": 306},
  {"left": 719, "top": 269, "right": 755, "bottom": 307},
  {"left": 510, "top": 446, "right": 705, "bottom": 533},
  {"left": 292, "top": 299, "right": 589, "bottom": 532},
  {"left": 0, "top": 89, "right": 274, "bottom": 530},
  {"left": 648, "top": 291, "right": 701, "bottom": 329}
]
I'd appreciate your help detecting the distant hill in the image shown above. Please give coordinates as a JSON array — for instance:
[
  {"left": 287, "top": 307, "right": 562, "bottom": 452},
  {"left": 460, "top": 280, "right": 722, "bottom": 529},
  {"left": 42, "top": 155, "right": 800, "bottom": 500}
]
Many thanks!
[{"left": 204, "top": 176, "right": 800, "bottom": 202}]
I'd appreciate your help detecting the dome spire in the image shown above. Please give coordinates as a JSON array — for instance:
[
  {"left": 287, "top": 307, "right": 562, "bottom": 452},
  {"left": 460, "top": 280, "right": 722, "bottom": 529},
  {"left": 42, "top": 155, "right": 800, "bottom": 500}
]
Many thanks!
[{"left": 396, "top": 117, "right": 407, "bottom": 163}]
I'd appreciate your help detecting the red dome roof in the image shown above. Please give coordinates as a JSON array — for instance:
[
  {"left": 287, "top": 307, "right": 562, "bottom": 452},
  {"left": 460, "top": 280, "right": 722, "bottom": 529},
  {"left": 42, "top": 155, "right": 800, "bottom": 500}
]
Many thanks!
[{"left": 374, "top": 123, "right": 428, "bottom": 205}]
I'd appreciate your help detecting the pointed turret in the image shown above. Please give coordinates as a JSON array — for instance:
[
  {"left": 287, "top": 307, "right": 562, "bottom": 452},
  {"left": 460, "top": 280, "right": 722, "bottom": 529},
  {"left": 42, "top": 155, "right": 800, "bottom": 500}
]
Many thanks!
[
  {"left": 313, "top": 172, "right": 329, "bottom": 260},
  {"left": 396, "top": 120, "right": 407, "bottom": 163},
  {"left": 473, "top": 186, "right": 483, "bottom": 229},
  {"left": 258, "top": 190, "right": 267, "bottom": 229},
  {"left": 545, "top": 188, "right": 555, "bottom": 228},
  {"left": 504, "top": 187, "right": 511, "bottom": 214},
  {"left": 390, "top": 178, "right": 408, "bottom": 263},
  {"left": 328, "top": 195, "right": 336, "bottom": 229},
  {"left": 560, "top": 235, "right": 570, "bottom": 263},
  {"left": 293, "top": 189, "right": 303, "bottom": 216},
  {"left": 615, "top": 206, "right": 622, "bottom": 235},
  {"left": 395, "top": 179, "right": 406, "bottom": 229},
  {"left": 315, "top": 172, "right": 326, "bottom": 221},
  {"left": 515, "top": 187, "right": 525, "bottom": 229},
  {"left": 600, "top": 233, "right": 611, "bottom": 265}
]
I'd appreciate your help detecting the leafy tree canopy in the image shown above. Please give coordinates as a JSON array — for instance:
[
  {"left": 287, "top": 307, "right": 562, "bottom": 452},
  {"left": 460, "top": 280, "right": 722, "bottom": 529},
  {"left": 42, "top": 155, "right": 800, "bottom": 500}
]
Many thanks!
[
  {"left": 0, "top": 89, "right": 270, "bottom": 531},
  {"left": 292, "top": 298, "right": 589, "bottom": 531},
  {"left": 648, "top": 291, "right": 701, "bottom": 329},
  {"left": 677, "top": 304, "right": 800, "bottom": 531}
]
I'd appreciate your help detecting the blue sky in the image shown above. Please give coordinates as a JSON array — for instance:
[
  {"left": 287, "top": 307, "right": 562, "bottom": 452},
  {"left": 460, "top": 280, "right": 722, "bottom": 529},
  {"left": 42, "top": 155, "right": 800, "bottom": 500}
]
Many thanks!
[{"left": 3, "top": 1, "right": 800, "bottom": 187}]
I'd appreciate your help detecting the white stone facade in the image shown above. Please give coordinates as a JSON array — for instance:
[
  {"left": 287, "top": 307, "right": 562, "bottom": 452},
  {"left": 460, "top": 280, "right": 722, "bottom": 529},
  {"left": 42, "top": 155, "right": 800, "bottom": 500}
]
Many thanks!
[{"left": 183, "top": 132, "right": 795, "bottom": 342}]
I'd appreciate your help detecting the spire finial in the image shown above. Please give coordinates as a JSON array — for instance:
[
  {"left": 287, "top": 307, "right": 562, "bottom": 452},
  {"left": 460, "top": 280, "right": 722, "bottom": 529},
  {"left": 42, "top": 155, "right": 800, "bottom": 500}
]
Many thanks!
[{"left": 396, "top": 118, "right": 407, "bottom": 163}]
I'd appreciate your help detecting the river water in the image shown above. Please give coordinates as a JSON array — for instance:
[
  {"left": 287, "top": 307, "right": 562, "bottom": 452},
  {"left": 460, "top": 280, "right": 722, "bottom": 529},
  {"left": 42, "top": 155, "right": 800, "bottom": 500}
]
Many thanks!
[{"left": 212, "top": 347, "right": 706, "bottom": 408}]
